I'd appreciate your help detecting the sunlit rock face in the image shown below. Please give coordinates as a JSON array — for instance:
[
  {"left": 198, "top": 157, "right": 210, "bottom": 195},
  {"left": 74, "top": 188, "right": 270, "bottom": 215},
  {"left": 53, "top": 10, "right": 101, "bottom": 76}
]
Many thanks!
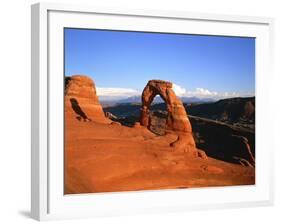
[
  {"left": 140, "top": 80, "right": 201, "bottom": 156},
  {"left": 65, "top": 75, "right": 110, "bottom": 123}
]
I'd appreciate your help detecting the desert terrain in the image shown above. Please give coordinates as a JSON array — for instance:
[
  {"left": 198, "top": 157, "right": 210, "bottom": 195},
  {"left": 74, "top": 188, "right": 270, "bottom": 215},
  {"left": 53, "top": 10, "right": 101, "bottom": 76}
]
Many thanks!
[{"left": 64, "top": 75, "right": 255, "bottom": 194}]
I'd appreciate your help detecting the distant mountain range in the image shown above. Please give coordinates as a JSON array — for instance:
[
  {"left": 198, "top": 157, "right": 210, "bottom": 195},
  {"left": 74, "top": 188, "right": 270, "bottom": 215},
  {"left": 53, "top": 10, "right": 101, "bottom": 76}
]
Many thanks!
[
  {"left": 181, "top": 97, "right": 215, "bottom": 103},
  {"left": 113, "top": 95, "right": 215, "bottom": 104}
]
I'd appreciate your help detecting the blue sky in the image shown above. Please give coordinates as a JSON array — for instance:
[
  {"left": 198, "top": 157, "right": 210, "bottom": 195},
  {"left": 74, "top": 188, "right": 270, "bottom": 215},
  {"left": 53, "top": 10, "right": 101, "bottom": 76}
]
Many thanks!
[{"left": 64, "top": 28, "right": 255, "bottom": 100}]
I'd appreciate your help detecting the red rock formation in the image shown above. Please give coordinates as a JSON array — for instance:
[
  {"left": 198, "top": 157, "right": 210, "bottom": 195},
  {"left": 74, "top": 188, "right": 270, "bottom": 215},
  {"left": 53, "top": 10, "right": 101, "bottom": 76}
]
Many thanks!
[
  {"left": 64, "top": 77, "right": 255, "bottom": 194},
  {"left": 140, "top": 80, "right": 203, "bottom": 157},
  {"left": 65, "top": 75, "right": 110, "bottom": 123}
]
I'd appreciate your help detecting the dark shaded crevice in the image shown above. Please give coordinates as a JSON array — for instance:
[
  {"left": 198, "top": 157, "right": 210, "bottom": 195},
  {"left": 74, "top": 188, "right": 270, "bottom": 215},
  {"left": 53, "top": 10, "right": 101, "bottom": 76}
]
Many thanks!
[{"left": 70, "top": 98, "right": 91, "bottom": 122}]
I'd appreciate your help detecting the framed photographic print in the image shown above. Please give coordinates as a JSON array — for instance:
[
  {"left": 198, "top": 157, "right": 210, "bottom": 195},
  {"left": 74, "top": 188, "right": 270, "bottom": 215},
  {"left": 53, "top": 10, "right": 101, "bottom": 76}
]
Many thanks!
[{"left": 31, "top": 2, "right": 274, "bottom": 221}]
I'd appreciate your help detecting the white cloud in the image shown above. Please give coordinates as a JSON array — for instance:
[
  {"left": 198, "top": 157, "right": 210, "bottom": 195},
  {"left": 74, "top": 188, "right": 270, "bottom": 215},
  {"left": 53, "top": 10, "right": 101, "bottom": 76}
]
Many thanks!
[
  {"left": 172, "top": 83, "right": 187, "bottom": 96},
  {"left": 96, "top": 87, "right": 140, "bottom": 97},
  {"left": 96, "top": 83, "right": 254, "bottom": 101},
  {"left": 172, "top": 83, "right": 253, "bottom": 99},
  {"left": 186, "top": 87, "right": 218, "bottom": 97}
]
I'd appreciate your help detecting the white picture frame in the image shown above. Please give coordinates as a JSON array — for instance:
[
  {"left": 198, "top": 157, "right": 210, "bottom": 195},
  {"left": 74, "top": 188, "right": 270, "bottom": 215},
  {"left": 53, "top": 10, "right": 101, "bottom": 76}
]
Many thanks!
[{"left": 31, "top": 2, "right": 274, "bottom": 221}]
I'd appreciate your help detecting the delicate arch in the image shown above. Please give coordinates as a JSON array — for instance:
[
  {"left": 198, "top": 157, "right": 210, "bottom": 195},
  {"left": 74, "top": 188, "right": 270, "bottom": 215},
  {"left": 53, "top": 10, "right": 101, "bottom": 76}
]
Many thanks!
[{"left": 139, "top": 80, "right": 192, "bottom": 134}]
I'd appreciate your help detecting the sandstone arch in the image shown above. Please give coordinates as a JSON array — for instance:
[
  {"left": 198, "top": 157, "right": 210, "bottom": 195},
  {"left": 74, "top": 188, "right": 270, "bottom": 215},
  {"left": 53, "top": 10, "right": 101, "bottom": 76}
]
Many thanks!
[
  {"left": 140, "top": 80, "right": 192, "bottom": 134},
  {"left": 140, "top": 80, "right": 205, "bottom": 158}
]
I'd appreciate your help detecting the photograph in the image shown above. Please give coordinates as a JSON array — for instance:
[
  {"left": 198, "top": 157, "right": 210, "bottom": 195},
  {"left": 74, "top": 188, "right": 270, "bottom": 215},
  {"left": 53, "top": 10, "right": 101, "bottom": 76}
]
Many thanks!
[{"left": 64, "top": 28, "right": 255, "bottom": 194}]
